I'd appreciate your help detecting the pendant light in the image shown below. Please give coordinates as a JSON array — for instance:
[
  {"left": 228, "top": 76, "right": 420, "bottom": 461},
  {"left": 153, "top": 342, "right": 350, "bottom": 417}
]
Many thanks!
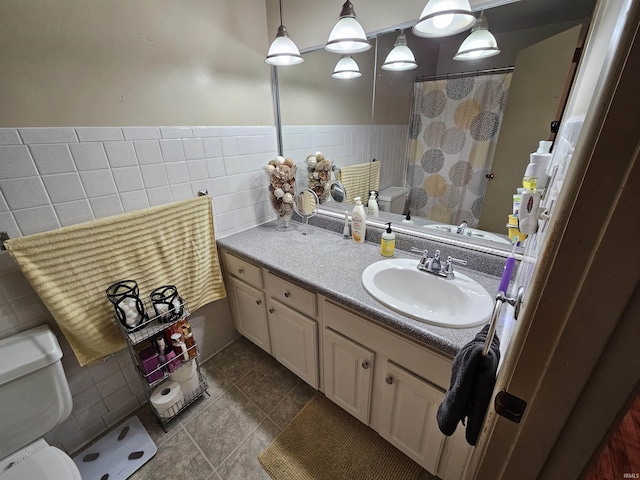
[
  {"left": 413, "top": 0, "right": 476, "bottom": 38},
  {"left": 382, "top": 30, "right": 417, "bottom": 71},
  {"left": 325, "top": 1, "right": 370, "bottom": 54},
  {"left": 454, "top": 13, "right": 500, "bottom": 60},
  {"left": 265, "top": 0, "right": 303, "bottom": 66},
  {"left": 332, "top": 55, "right": 362, "bottom": 79}
]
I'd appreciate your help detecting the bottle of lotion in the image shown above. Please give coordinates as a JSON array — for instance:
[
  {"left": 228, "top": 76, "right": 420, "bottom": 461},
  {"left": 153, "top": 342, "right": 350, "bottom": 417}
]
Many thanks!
[
  {"left": 351, "top": 197, "right": 366, "bottom": 244},
  {"left": 367, "top": 191, "right": 379, "bottom": 217},
  {"left": 380, "top": 222, "right": 395, "bottom": 257}
]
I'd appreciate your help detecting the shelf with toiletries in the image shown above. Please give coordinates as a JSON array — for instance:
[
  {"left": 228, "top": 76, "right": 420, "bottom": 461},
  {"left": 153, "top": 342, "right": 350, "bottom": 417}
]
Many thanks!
[{"left": 107, "top": 281, "right": 209, "bottom": 430}]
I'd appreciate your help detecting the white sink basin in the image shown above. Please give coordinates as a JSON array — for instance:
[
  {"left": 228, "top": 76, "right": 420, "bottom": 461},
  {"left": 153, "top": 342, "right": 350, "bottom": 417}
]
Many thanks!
[
  {"left": 361, "top": 258, "right": 494, "bottom": 328},
  {"left": 424, "top": 224, "right": 511, "bottom": 245}
]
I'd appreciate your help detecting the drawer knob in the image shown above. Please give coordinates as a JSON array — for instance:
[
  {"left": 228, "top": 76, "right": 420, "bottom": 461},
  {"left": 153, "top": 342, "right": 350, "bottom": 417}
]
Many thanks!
[
  {"left": 361, "top": 361, "right": 369, "bottom": 369},
  {"left": 256, "top": 300, "right": 262, "bottom": 305},
  {"left": 385, "top": 377, "right": 393, "bottom": 385},
  {"left": 269, "top": 307, "right": 275, "bottom": 314},
  {"left": 284, "top": 291, "right": 290, "bottom": 298},
  {"left": 238, "top": 268, "right": 244, "bottom": 274}
]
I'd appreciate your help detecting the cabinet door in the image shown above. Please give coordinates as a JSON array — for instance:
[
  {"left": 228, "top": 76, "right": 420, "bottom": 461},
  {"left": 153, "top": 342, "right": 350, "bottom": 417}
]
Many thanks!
[
  {"left": 323, "top": 327, "right": 374, "bottom": 424},
  {"left": 380, "top": 361, "right": 445, "bottom": 474},
  {"left": 228, "top": 276, "right": 270, "bottom": 353},
  {"left": 267, "top": 299, "right": 318, "bottom": 389}
]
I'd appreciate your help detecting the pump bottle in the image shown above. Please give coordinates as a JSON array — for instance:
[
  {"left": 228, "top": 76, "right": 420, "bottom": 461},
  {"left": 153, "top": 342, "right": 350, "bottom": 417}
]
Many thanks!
[
  {"left": 351, "top": 197, "right": 366, "bottom": 244},
  {"left": 380, "top": 222, "right": 395, "bottom": 257}
]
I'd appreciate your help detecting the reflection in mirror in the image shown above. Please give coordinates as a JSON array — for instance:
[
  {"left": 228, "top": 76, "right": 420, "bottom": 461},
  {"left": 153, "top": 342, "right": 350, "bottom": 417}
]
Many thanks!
[
  {"left": 329, "top": 180, "right": 347, "bottom": 204},
  {"left": 293, "top": 188, "right": 319, "bottom": 235},
  {"left": 278, "top": 0, "right": 596, "bottom": 251}
]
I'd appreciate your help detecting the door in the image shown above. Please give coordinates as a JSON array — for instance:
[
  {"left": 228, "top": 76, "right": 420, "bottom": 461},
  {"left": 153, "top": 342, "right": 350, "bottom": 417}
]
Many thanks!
[
  {"left": 267, "top": 298, "right": 318, "bottom": 388},
  {"left": 228, "top": 276, "right": 270, "bottom": 353},
  {"left": 323, "top": 327, "right": 374, "bottom": 424},
  {"left": 470, "top": 1, "right": 640, "bottom": 478},
  {"left": 479, "top": 24, "right": 583, "bottom": 233},
  {"left": 379, "top": 361, "right": 446, "bottom": 475}
]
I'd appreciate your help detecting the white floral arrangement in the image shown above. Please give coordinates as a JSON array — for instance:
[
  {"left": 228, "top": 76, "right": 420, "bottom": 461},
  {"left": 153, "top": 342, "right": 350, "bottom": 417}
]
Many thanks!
[{"left": 266, "top": 156, "right": 297, "bottom": 220}]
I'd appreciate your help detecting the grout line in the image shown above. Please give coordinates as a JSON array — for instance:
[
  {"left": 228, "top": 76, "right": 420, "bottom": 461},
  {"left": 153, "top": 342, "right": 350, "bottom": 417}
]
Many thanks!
[{"left": 182, "top": 424, "right": 219, "bottom": 476}]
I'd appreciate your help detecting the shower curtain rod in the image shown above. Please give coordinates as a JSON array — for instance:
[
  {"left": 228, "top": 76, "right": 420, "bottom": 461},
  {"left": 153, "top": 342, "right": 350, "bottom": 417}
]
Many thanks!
[{"left": 415, "top": 66, "right": 514, "bottom": 83}]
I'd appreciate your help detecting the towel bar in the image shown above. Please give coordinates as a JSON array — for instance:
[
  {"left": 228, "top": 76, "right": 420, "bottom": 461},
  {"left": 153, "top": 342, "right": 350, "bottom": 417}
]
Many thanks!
[{"left": 482, "top": 286, "right": 524, "bottom": 356}]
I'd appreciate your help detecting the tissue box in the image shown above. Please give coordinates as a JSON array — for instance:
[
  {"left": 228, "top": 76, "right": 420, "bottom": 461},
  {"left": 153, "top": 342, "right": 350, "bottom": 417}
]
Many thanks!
[{"left": 139, "top": 346, "right": 164, "bottom": 384}]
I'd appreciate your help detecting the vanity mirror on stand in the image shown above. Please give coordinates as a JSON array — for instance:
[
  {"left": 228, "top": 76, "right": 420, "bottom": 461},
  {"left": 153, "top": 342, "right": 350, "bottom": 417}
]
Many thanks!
[{"left": 276, "top": 0, "right": 596, "bottom": 256}]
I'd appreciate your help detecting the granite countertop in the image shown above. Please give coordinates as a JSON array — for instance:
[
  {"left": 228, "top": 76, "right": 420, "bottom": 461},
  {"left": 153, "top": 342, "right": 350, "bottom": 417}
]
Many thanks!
[{"left": 217, "top": 221, "right": 503, "bottom": 358}]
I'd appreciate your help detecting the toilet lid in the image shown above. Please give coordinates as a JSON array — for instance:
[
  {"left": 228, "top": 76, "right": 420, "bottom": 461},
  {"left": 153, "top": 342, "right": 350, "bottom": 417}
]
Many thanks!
[{"left": 0, "top": 446, "right": 81, "bottom": 480}]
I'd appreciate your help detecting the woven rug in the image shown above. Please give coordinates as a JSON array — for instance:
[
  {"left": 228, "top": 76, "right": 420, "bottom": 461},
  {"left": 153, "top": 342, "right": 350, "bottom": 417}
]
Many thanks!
[{"left": 258, "top": 394, "right": 422, "bottom": 480}]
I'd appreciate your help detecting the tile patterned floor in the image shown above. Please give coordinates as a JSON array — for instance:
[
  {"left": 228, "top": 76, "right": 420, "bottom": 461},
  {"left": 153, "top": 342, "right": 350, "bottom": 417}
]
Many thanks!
[{"left": 118, "top": 337, "right": 435, "bottom": 480}]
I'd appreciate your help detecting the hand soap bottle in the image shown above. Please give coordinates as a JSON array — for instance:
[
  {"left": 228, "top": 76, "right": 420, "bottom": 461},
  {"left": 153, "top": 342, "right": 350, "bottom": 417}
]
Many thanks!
[
  {"left": 523, "top": 141, "right": 552, "bottom": 190},
  {"left": 380, "top": 222, "right": 395, "bottom": 257},
  {"left": 367, "top": 191, "right": 379, "bottom": 217},
  {"left": 351, "top": 197, "right": 366, "bottom": 244}
]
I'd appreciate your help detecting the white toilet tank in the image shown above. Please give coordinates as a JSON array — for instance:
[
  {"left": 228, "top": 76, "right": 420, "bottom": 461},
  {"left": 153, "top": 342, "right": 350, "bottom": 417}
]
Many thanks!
[{"left": 0, "top": 325, "right": 73, "bottom": 460}]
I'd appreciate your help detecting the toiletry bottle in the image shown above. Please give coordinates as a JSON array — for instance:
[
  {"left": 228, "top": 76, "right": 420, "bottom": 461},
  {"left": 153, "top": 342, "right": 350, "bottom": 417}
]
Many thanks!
[
  {"left": 351, "top": 197, "right": 366, "bottom": 244},
  {"left": 367, "top": 191, "right": 379, "bottom": 217},
  {"left": 402, "top": 212, "right": 414, "bottom": 225},
  {"left": 380, "top": 222, "right": 395, "bottom": 257},
  {"left": 343, "top": 211, "right": 350, "bottom": 238},
  {"left": 182, "top": 322, "right": 197, "bottom": 358},
  {"left": 171, "top": 332, "right": 189, "bottom": 362},
  {"left": 523, "top": 141, "right": 552, "bottom": 190}
]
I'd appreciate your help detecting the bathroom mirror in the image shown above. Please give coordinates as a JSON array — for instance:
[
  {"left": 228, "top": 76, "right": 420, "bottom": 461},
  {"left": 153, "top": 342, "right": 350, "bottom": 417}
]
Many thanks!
[
  {"left": 277, "top": 0, "right": 596, "bottom": 252},
  {"left": 329, "top": 180, "right": 347, "bottom": 204},
  {"left": 293, "top": 188, "right": 319, "bottom": 235}
]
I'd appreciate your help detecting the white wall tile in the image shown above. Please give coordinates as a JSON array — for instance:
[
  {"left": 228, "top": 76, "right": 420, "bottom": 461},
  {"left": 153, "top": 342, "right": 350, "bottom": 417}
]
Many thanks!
[
  {"left": 146, "top": 186, "right": 172, "bottom": 207},
  {"left": 183, "top": 138, "right": 205, "bottom": 160},
  {"left": 223, "top": 156, "right": 242, "bottom": 175},
  {"left": 161, "top": 126, "right": 193, "bottom": 139},
  {"left": 120, "top": 190, "right": 149, "bottom": 212},
  {"left": 63, "top": 417, "right": 107, "bottom": 454},
  {"left": 72, "top": 385, "right": 102, "bottom": 415},
  {"left": 70, "top": 142, "right": 109, "bottom": 171},
  {"left": 88, "top": 355, "right": 120, "bottom": 383},
  {"left": 0, "top": 270, "right": 34, "bottom": 299},
  {"left": 164, "top": 162, "right": 189, "bottom": 184},
  {"left": 0, "top": 191, "right": 8, "bottom": 212},
  {"left": 67, "top": 368, "right": 94, "bottom": 396},
  {"left": 54, "top": 200, "right": 94, "bottom": 226},
  {"left": 221, "top": 137, "right": 239, "bottom": 156},
  {"left": 102, "top": 396, "right": 139, "bottom": 428},
  {"left": 19, "top": 128, "right": 77, "bottom": 144},
  {"left": 103, "top": 384, "right": 133, "bottom": 411},
  {"left": 80, "top": 170, "right": 117, "bottom": 197},
  {"left": 112, "top": 167, "right": 144, "bottom": 192},
  {"left": 11, "top": 295, "right": 50, "bottom": 325},
  {"left": 203, "top": 137, "right": 223, "bottom": 158},
  {"left": 104, "top": 141, "right": 138, "bottom": 167},
  {"left": 122, "top": 127, "right": 161, "bottom": 140},
  {"left": 0, "top": 146, "right": 38, "bottom": 179},
  {"left": 159, "top": 139, "right": 185, "bottom": 162},
  {"left": 74, "top": 400, "right": 108, "bottom": 429},
  {"left": 187, "top": 159, "right": 208, "bottom": 180},
  {"left": 42, "top": 173, "right": 85, "bottom": 203},
  {"left": 0, "top": 129, "right": 22, "bottom": 146},
  {"left": 225, "top": 173, "right": 247, "bottom": 194},
  {"left": 190, "top": 180, "right": 210, "bottom": 197},
  {"left": 170, "top": 183, "right": 192, "bottom": 201},
  {"left": 0, "top": 177, "right": 50, "bottom": 209},
  {"left": 96, "top": 370, "right": 127, "bottom": 398},
  {"left": 218, "top": 127, "right": 244, "bottom": 137},
  {"left": 133, "top": 140, "right": 163, "bottom": 165},
  {"left": 140, "top": 164, "right": 168, "bottom": 188},
  {"left": 75, "top": 128, "right": 123, "bottom": 142},
  {"left": 89, "top": 195, "right": 123, "bottom": 218},
  {"left": 0, "top": 212, "right": 20, "bottom": 239},
  {"left": 192, "top": 126, "right": 219, "bottom": 138},
  {"left": 30, "top": 144, "right": 76, "bottom": 175},
  {"left": 206, "top": 157, "right": 225, "bottom": 178},
  {"left": 209, "top": 178, "right": 229, "bottom": 198}
]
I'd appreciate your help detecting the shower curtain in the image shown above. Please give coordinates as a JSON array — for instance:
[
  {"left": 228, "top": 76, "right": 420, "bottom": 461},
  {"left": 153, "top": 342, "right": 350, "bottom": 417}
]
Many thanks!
[{"left": 406, "top": 72, "right": 512, "bottom": 227}]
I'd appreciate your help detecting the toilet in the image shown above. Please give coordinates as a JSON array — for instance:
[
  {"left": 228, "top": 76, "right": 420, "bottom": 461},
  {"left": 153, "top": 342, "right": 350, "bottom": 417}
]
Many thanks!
[
  {"left": 0, "top": 325, "right": 82, "bottom": 479},
  {"left": 377, "top": 186, "right": 409, "bottom": 214}
]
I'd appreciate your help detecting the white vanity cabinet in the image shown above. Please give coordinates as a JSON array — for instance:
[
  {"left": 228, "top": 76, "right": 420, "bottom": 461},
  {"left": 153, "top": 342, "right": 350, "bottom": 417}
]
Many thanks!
[{"left": 322, "top": 299, "right": 472, "bottom": 479}]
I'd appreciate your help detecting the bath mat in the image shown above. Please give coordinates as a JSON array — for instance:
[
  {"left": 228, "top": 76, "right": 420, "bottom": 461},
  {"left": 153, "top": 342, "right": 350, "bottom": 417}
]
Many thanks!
[
  {"left": 72, "top": 416, "right": 156, "bottom": 480},
  {"left": 258, "top": 393, "right": 422, "bottom": 480}
]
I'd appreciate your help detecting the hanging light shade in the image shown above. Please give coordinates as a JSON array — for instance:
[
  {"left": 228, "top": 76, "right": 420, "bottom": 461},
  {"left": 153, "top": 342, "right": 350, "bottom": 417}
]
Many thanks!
[
  {"left": 332, "top": 55, "right": 362, "bottom": 79},
  {"left": 382, "top": 31, "right": 418, "bottom": 71},
  {"left": 325, "top": 1, "right": 370, "bottom": 54},
  {"left": 412, "top": 0, "right": 476, "bottom": 38},
  {"left": 265, "top": 0, "right": 303, "bottom": 66},
  {"left": 454, "top": 15, "right": 500, "bottom": 60}
]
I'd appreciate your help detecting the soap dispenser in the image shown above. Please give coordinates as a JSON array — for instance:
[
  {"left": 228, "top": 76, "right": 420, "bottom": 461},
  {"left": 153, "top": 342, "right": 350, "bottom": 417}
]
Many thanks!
[
  {"left": 523, "top": 141, "right": 552, "bottom": 190},
  {"left": 367, "top": 191, "right": 379, "bottom": 217},
  {"left": 380, "top": 222, "right": 395, "bottom": 257},
  {"left": 402, "top": 211, "right": 414, "bottom": 225}
]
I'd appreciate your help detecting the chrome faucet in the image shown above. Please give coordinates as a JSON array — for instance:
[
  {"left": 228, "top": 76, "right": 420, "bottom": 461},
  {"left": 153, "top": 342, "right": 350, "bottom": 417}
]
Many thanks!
[
  {"left": 456, "top": 221, "right": 468, "bottom": 235},
  {"left": 411, "top": 248, "right": 467, "bottom": 279}
]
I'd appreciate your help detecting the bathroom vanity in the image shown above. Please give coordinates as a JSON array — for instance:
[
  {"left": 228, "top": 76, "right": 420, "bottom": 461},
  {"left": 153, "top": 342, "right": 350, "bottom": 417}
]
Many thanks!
[{"left": 217, "top": 222, "right": 502, "bottom": 480}]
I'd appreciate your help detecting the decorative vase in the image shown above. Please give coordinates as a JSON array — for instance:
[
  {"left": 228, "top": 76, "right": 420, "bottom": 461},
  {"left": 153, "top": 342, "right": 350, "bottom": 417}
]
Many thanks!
[
  {"left": 305, "top": 151, "right": 333, "bottom": 203},
  {"left": 266, "top": 156, "right": 297, "bottom": 231}
]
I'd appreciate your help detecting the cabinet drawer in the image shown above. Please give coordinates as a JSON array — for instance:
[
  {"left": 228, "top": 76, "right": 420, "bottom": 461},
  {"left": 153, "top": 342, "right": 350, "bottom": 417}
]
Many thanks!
[
  {"left": 224, "top": 251, "right": 263, "bottom": 289},
  {"left": 264, "top": 271, "right": 316, "bottom": 318}
]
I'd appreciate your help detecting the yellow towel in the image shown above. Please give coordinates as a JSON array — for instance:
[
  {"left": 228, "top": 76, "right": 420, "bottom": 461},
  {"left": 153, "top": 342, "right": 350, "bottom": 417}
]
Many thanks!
[
  {"left": 338, "top": 161, "right": 381, "bottom": 204},
  {"left": 4, "top": 196, "right": 226, "bottom": 366}
]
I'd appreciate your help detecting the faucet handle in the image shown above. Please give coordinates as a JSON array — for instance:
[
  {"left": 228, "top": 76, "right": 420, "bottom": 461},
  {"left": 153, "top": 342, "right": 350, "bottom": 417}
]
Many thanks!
[
  {"left": 411, "top": 247, "right": 429, "bottom": 268},
  {"left": 411, "top": 247, "right": 427, "bottom": 255},
  {"left": 445, "top": 256, "right": 467, "bottom": 274}
]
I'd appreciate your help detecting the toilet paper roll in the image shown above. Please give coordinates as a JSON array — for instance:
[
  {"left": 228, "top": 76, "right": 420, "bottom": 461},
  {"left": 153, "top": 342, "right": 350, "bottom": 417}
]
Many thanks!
[
  {"left": 170, "top": 361, "right": 200, "bottom": 394},
  {"left": 150, "top": 381, "right": 183, "bottom": 417}
]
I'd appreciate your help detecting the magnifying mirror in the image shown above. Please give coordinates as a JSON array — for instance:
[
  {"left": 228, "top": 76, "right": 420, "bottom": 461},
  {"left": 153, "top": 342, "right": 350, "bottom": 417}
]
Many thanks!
[
  {"left": 293, "top": 188, "right": 319, "bottom": 235},
  {"left": 329, "top": 181, "right": 347, "bottom": 204}
]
